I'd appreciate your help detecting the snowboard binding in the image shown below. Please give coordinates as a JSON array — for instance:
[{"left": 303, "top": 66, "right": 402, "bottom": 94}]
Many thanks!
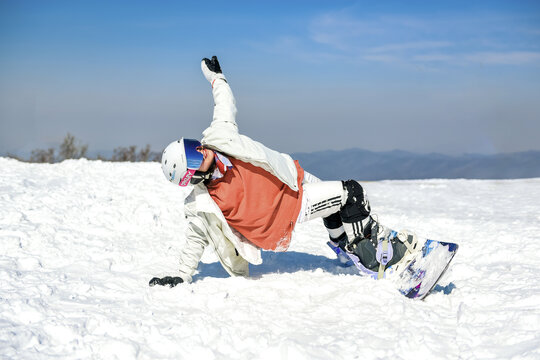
[
  {"left": 365, "top": 227, "right": 419, "bottom": 277},
  {"left": 327, "top": 226, "right": 459, "bottom": 300},
  {"left": 331, "top": 220, "right": 422, "bottom": 280}
]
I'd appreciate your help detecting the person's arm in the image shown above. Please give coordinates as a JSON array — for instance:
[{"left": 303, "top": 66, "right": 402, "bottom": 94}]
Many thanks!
[
  {"left": 201, "top": 56, "right": 238, "bottom": 133},
  {"left": 175, "top": 214, "right": 209, "bottom": 282},
  {"left": 149, "top": 219, "right": 208, "bottom": 287},
  {"left": 149, "top": 195, "right": 209, "bottom": 287}
]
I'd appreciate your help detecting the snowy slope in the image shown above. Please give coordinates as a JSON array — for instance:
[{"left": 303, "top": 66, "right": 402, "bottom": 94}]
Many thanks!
[{"left": 1, "top": 158, "right": 539, "bottom": 359}]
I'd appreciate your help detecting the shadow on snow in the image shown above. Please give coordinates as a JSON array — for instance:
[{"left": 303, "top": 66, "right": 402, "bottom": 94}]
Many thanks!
[
  {"left": 192, "top": 251, "right": 357, "bottom": 282},
  {"left": 193, "top": 251, "right": 458, "bottom": 298},
  {"left": 431, "top": 282, "right": 457, "bottom": 295}
]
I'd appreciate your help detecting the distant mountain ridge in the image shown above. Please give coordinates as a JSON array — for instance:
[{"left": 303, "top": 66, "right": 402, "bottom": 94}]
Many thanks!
[{"left": 291, "top": 149, "right": 540, "bottom": 180}]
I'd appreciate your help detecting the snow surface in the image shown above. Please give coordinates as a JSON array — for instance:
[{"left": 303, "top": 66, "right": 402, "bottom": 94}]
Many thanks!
[{"left": 1, "top": 157, "right": 540, "bottom": 359}]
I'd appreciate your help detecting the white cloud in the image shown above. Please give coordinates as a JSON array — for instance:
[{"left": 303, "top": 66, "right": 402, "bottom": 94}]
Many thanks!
[
  {"left": 308, "top": 11, "right": 387, "bottom": 51},
  {"left": 412, "top": 53, "right": 455, "bottom": 62},
  {"left": 464, "top": 51, "right": 540, "bottom": 65},
  {"left": 305, "top": 9, "right": 540, "bottom": 68},
  {"left": 361, "top": 54, "right": 398, "bottom": 63},
  {"left": 368, "top": 41, "right": 453, "bottom": 54}
]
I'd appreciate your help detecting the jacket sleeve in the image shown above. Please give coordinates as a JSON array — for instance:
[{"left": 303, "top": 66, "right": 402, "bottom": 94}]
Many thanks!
[
  {"left": 177, "top": 196, "right": 209, "bottom": 283},
  {"left": 177, "top": 216, "right": 208, "bottom": 283},
  {"left": 200, "top": 77, "right": 300, "bottom": 192},
  {"left": 208, "top": 78, "right": 238, "bottom": 133}
]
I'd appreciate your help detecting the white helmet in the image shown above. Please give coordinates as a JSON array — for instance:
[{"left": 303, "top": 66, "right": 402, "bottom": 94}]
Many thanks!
[{"left": 161, "top": 138, "right": 204, "bottom": 186}]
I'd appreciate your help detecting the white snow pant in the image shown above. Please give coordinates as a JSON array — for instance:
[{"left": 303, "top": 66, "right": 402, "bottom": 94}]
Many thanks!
[
  {"left": 297, "top": 172, "right": 372, "bottom": 243},
  {"left": 297, "top": 173, "right": 347, "bottom": 240}
]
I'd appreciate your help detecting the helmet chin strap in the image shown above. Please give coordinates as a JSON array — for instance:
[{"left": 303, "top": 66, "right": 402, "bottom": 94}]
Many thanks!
[{"left": 190, "top": 161, "right": 216, "bottom": 185}]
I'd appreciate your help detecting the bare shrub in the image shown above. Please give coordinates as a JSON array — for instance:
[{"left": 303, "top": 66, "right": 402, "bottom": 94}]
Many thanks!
[
  {"left": 150, "top": 151, "right": 161, "bottom": 162},
  {"left": 7, "top": 153, "right": 26, "bottom": 162},
  {"left": 7, "top": 134, "right": 160, "bottom": 163},
  {"left": 59, "top": 133, "right": 88, "bottom": 160},
  {"left": 138, "top": 144, "right": 151, "bottom": 162},
  {"left": 30, "top": 148, "right": 56, "bottom": 163},
  {"left": 111, "top": 144, "right": 159, "bottom": 162},
  {"left": 112, "top": 145, "right": 137, "bottom": 162}
]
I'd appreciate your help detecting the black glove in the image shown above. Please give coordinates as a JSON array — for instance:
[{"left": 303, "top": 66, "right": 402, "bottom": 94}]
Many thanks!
[
  {"left": 149, "top": 276, "right": 184, "bottom": 288},
  {"left": 202, "top": 56, "right": 222, "bottom": 74},
  {"left": 201, "top": 56, "right": 226, "bottom": 84}
]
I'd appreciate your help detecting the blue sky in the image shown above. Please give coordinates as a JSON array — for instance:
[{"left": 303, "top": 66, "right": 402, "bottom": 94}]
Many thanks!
[{"left": 1, "top": 0, "right": 539, "bottom": 156}]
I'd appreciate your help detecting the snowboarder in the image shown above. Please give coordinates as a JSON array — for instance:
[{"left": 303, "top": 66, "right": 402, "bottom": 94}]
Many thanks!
[{"left": 150, "top": 56, "right": 419, "bottom": 287}]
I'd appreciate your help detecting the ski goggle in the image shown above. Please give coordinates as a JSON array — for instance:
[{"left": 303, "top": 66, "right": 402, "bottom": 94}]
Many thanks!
[{"left": 178, "top": 139, "right": 204, "bottom": 187}]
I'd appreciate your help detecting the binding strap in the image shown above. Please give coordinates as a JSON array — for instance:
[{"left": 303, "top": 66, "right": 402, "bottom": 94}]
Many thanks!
[
  {"left": 376, "top": 229, "right": 398, "bottom": 280},
  {"left": 376, "top": 225, "right": 388, "bottom": 280}
]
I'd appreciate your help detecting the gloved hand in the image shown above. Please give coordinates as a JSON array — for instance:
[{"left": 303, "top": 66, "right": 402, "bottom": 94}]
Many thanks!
[
  {"left": 201, "top": 55, "right": 227, "bottom": 85},
  {"left": 148, "top": 276, "right": 184, "bottom": 288}
]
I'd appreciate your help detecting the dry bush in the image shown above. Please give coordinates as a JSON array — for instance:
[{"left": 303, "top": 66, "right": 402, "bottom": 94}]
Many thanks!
[
  {"left": 7, "top": 153, "right": 26, "bottom": 162},
  {"left": 30, "top": 148, "right": 56, "bottom": 163},
  {"left": 138, "top": 144, "right": 151, "bottom": 162},
  {"left": 149, "top": 151, "right": 161, "bottom": 162},
  {"left": 112, "top": 145, "right": 137, "bottom": 162},
  {"left": 12, "top": 133, "right": 160, "bottom": 163},
  {"left": 111, "top": 144, "right": 159, "bottom": 162},
  {"left": 59, "top": 133, "right": 88, "bottom": 160}
]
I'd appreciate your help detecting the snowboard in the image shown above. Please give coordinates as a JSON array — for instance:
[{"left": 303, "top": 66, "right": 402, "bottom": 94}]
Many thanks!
[
  {"left": 327, "top": 236, "right": 458, "bottom": 300},
  {"left": 396, "top": 239, "right": 458, "bottom": 300}
]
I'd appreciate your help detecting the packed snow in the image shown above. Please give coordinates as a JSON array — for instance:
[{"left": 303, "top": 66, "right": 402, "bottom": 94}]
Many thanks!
[{"left": 1, "top": 157, "right": 539, "bottom": 359}]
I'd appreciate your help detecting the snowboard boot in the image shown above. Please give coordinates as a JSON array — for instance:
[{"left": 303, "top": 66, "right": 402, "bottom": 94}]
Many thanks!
[
  {"left": 335, "top": 180, "right": 422, "bottom": 277},
  {"left": 339, "top": 180, "right": 374, "bottom": 247}
]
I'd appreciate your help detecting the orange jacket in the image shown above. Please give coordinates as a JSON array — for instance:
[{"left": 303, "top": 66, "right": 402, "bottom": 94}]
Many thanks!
[{"left": 208, "top": 158, "right": 305, "bottom": 251}]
